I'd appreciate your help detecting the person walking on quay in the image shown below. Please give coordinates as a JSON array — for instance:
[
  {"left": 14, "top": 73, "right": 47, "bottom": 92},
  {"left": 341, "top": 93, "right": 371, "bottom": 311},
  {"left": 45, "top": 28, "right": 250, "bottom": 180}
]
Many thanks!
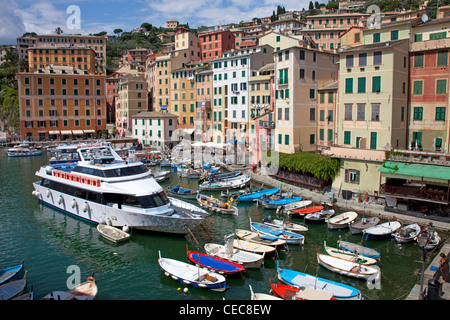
[{"left": 439, "top": 253, "right": 449, "bottom": 283}]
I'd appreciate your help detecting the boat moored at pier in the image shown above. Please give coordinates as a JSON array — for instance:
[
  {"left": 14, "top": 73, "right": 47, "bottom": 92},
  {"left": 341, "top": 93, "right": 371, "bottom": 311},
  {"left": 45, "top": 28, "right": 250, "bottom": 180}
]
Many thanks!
[{"left": 32, "top": 144, "right": 209, "bottom": 235}]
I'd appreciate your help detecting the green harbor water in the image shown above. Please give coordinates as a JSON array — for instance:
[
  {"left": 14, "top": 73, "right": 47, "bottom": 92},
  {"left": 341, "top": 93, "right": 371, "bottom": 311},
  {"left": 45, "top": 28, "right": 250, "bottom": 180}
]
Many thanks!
[{"left": 0, "top": 149, "right": 440, "bottom": 300}]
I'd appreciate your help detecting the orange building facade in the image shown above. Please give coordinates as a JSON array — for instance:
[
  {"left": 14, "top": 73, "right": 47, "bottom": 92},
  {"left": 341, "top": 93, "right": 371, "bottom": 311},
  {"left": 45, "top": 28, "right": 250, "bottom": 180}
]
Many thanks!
[{"left": 18, "top": 66, "right": 107, "bottom": 141}]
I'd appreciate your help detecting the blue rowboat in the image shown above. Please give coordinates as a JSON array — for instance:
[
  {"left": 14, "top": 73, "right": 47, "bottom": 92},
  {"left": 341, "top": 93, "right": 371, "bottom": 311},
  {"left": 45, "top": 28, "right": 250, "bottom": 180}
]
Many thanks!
[
  {"left": 276, "top": 261, "right": 362, "bottom": 300},
  {"left": 260, "top": 196, "right": 302, "bottom": 209},
  {"left": 338, "top": 240, "right": 381, "bottom": 260},
  {"left": 0, "top": 261, "right": 25, "bottom": 286},
  {"left": 158, "top": 251, "right": 227, "bottom": 292},
  {"left": 250, "top": 221, "right": 304, "bottom": 245},
  {"left": 237, "top": 188, "right": 279, "bottom": 202},
  {"left": 167, "top": 186, "right": 198, "bottom": 199},
  {"left": 187, "top": 250, "right": 245, "bottom": 276}
]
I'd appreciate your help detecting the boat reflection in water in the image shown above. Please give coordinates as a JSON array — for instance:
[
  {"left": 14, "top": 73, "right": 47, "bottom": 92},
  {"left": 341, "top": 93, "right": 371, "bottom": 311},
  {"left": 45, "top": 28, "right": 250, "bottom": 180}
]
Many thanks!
[{"left": 32, "top": 143, "right": 209, "bottom": 235}]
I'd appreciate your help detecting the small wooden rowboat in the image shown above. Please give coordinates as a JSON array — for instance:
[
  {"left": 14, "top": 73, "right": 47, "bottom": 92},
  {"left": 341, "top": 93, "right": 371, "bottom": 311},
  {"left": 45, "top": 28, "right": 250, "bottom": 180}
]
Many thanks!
[
  {"left": 338, "top": 240, "right": 381, "bottom": 260},
  {"left": 276, "top": 261, "right": 362, "bottom": 300},
  {"left": 393, "top": 223, "right": 421, "bottom": 243},
  {"left": 349, "top": 217, "right": 380, "bottom": 235},
  {"left": 363, "top": 221, "right": 402, "bottom": 240},
  {"left": 167, "top": 186, "right": 199, "bottom": 199},
  {"left": 187, "top": 250, "right": 245, "bottom": 276},
  {"left": 0, "top": 261, "right": 25, "bottom": 286},
  {"left": 317, "top": 253, "right": 380, "bottom": 280},
  {"left": 204, "top": 243, "right": 264, "bottom": 269},
  {"left": 250, "top": 221, "right": 304, "bottom": 245},
  {"left": 326, "top": 211, "right": 358, "bottom": 230},
  {"left": 196, "top": 194, "right": 238, "bottom": 216},
  {"left": 231, "top": 238, "right": 277, "bottom": 258},
  {"left": 97, "top": 224, "right": 131, "bottom": 243},
  {"left": 304, "top": 209, "right": 335, "bottom": 224},
  {"left": 235, "top": 229, "right": 287, "bottom": 251},
  {"left": 270, "top": 282, "right": 335, "bottom": 300},
  {"left": 220, "top": 187, "right": 262, "bottom": 198},
  {"left": 262, "top": 216, "right": 308, "bottom": 233},
  {"left": 158, "top": 251, "right": 227, "bottom": 292},
  {"left": 287, "top": 205, "right": 323, "bottom": 217},
  {"left": 277, "top": 200, "right": 312, "bottom": 214},
  {"left": 0, "top": 272, "right": 27, "bottom": 300},
  {"left": 323, "top": 242, "right": 377, "bottom": 265},
  {"left": 249, "top": 285, "right": 282, "bottom": 300},
  {"left": 43, "top": 274, "right": 98, "bottom": 300}
]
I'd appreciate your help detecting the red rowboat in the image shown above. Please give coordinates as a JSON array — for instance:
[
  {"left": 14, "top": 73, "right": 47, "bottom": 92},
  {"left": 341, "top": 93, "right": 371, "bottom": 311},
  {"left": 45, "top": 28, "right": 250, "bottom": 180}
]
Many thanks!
[
  {"left": 270, "top": 283, "right": 301, "bottom": 300},
  {"left": 187, "top": 250, "right": 245, "bottom": 276},
  {"left": 289, "top": 205, "right": 324, "bottom": 216},
  {"left": 270, "top": 282, "right": 337, "bottom": 300}
]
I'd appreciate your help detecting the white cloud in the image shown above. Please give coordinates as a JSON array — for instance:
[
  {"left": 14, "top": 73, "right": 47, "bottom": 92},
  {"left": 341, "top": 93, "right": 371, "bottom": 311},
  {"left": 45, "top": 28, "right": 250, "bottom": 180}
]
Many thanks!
[
  {"left": 0, "top": 0, "right": 26, "bottom": 45},
  {"left": 17, "top": 1, "right": 67, "bottom": 35}
]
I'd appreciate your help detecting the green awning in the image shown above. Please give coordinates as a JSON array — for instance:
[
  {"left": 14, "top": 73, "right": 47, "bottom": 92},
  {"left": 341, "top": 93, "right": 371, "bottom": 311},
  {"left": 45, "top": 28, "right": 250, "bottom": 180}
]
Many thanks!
[{"left": 379, "top": 161, "right": 450, "bottom": 182}]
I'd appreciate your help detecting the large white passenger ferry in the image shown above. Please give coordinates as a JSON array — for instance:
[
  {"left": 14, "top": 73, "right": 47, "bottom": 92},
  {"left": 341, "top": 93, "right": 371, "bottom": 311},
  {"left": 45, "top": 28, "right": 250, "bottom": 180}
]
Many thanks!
[{"left": 32, "top": 144, "right": 209, "bottom": 235}]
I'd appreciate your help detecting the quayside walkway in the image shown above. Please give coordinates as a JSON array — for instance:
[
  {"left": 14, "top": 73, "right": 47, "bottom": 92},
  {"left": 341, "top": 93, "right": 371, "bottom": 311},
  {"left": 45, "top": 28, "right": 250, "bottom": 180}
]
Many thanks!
[{"left": 223, "top": 164, "right": 450, "bottom": 300}]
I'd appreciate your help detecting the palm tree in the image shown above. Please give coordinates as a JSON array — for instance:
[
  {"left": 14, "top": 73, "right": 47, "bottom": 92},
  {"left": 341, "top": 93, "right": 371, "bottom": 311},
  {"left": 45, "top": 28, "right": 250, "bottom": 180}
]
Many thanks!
[{"left": 55, "top": 27, "right": 63, "bottom": 35}]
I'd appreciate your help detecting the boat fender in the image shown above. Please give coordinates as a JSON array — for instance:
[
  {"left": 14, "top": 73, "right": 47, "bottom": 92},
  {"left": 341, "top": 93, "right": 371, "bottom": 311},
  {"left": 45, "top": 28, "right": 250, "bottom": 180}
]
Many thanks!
[
  {"left": 46, "top": 189, "right": 51, "bottom": 198},
  {"left": 82, "top": 202, "right": 89, "bottom": 212},
  {"left": 32, "top": 190, "right": 36, "bottom": 196},
  {"left": 122, "top": 225, "right": 130, "bottom": 233},
  {"left": 106, "top": 219, "right": 112, "bottom": 226},
  {"left": 421, "top": 206, "right": 428, "bottom": 214},
  {"left": 71, "top": 199, "right": 77, "bottom": 208},
  {"left": 58, "top": 195, "right": 64, "bottom": 204}
]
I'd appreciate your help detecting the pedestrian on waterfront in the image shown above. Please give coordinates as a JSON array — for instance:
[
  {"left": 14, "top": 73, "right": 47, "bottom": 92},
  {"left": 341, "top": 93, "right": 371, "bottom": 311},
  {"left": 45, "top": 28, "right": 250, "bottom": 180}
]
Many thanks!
[{"left": 439, "top": 253, "right": 449, "bottom": 283}]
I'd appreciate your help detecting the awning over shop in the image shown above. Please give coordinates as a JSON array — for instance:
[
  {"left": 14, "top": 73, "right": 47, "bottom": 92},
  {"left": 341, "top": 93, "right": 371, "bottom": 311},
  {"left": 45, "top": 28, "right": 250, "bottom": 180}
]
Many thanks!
[
  {"left": 72, "top": 130, "right": 84, "bottom": 135},
  {"left": 378, "top": 161, "right": 450, "bottom": 183},
  {"left": 61, "top": 130, "right": 72, "bottom": 135},
  {"left": 49, "top": 131, "right": 60, "bottom": 135},
  {"left": 183, "top": 128, "right": 195, "bottom": 135},
  {"left": 83, "top": 130, "right": 95, "bottom": 133}
]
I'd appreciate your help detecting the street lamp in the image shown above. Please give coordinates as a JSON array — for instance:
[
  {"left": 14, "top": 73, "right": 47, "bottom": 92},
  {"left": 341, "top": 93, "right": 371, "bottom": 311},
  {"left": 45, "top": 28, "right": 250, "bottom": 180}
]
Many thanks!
[{"left": 417, "top": 230, "right": 431, "bottom": 300}]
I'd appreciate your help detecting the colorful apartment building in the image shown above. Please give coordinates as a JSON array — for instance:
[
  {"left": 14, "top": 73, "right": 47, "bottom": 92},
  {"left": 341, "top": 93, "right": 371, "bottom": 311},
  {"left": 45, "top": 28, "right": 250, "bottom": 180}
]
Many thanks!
[
  {"left": 171, "top": 65, "right": 200, "bottom": 130},
  {"left": 211, "top": 45, "right": 274, "bottom": 146},
  {"left": 147, "top": 54, "right": 172, "bottom": 112},
  {"left": 17, "top": 65, "right": 106, "bottom": 141},
  {"left": 195, "top": 68, "right": 213, "bottom": 141},
  {"left": 317, "top": 81, "right": 338, "bottom": 149},
  {"left": 132, "top": 111, "right": 178, "bottom": 148},
  {"left": 298, "top": 13, "right": 369, "bottom": 51},
  {"left": 16, "top": 35, "right": 36, "bottom": 61},
  {"left": 259, "top": 30, "right": 312, "bottom": 52},
  {"left": 120, "top": 48, "right": 152, "bottom": 68},
  {"left": 31, "top": 34, "right": 107, "bottom": 74},
  {"left": 337, "top": 40, "right": 409, "bottom": 151},
  {"left": 199, "top": 29, "right": 235, "bottom": 61},
  {"left": 268, "top": 12, "right": 305, "bottom": 33},
  {"left": 248, "top": 62, "right": 274, "bottom": 164},
  {"left": 27, "top": 45, "right": 97, "bottom": 74},
  {"left": 116, "top": 74, "right": 148, "bottom": 137},
  {"left": 409, "top": 17, "right": 450, "bottom": 152},
  {"left": 274, "top": 46, "right": 338, "bottom": 153},
  {"left": 174, "top": 26, "right": 201, "bottom": 61}
]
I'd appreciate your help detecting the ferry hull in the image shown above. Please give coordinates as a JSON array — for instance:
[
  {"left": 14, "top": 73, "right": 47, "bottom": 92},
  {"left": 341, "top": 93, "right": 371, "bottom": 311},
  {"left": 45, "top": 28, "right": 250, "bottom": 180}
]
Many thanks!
[{"left": 33, "top": 183, "right": 204, "bottom": 235}]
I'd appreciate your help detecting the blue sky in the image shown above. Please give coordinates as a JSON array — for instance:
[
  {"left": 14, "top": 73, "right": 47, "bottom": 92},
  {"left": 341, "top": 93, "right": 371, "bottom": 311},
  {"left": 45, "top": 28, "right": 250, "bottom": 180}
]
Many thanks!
[{"left": 0, "top": 0, "right": 312, "bottom": 45}]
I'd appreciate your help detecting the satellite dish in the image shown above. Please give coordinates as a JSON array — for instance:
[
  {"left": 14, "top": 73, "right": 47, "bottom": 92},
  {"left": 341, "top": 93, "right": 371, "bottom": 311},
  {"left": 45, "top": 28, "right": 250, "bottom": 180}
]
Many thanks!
[{"left": 421, "top": 14, "right": 429, "bottom": 23}]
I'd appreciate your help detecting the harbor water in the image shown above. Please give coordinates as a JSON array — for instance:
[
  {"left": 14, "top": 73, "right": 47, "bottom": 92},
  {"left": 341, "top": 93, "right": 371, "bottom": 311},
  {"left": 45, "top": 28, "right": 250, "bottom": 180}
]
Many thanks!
[{"left": 0, "top": 149, "right": 442, "bottom": 300}]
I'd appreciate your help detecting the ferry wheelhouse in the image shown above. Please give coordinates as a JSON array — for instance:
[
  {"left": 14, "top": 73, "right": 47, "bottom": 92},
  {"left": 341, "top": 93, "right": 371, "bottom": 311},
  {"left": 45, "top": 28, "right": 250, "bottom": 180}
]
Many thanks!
[{"left": 32, "top": 144, "right": 209, "bottom": 235}]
